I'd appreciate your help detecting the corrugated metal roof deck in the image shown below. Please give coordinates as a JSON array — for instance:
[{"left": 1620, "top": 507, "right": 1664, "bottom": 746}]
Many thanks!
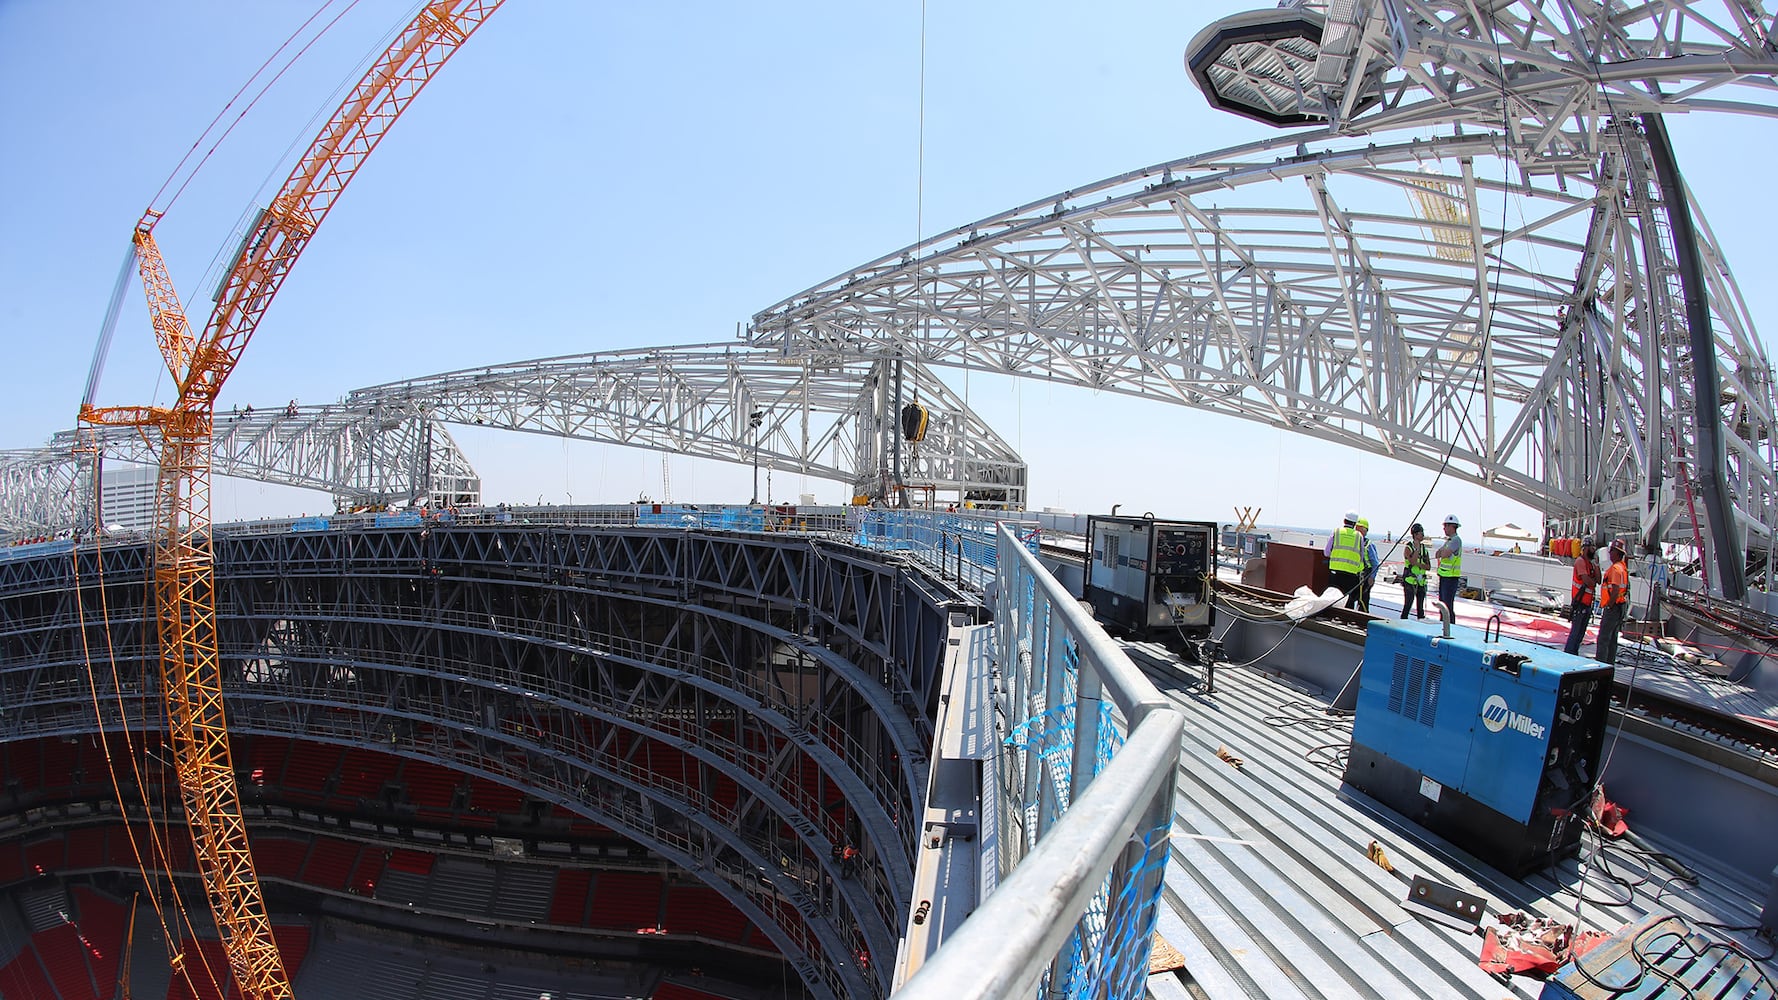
[{"left": 1120, "top": 643, "right": 1778, "bottom": 1000}]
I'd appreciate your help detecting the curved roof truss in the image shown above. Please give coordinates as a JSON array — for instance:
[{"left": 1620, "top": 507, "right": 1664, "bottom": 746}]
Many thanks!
[
  {"left": 346, "top": 344, "right": 1027, "bottom": 507},
  {"left": 747, "top": 125, "right": 1776, "bottom": 560}
]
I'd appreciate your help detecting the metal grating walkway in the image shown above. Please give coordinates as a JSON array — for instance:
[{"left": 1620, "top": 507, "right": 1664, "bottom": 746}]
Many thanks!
[{"left": 1121, "top": 643, "right": 1778, "bottom": 1000}]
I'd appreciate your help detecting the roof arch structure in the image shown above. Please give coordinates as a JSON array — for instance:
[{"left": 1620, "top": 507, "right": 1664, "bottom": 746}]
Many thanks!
[
  {"left": 0, "top": 346, "right": 1025, "bottom": 534},
  {"left": 748, "top": 0, "right": 1778, "bottom": 596},
  {"left": 344, "top": 344, "right": 1026, "bottom": 508}
]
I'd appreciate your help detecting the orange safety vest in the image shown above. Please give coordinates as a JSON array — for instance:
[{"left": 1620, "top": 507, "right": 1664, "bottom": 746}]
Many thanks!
[
  {"left": 1602, "top": 561, "right": 1630, "bottom": 606},
  {"left": 1571, "top": 554, "right": 1599, "bottom": 605}
]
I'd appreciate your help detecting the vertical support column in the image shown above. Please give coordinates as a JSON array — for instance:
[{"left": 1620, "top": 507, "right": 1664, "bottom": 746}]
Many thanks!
[
  {"left": 1462, "top": 158, "right": 1498, "bottom": 471},
  {"left": 1070, "top": 655, "right": 1103, "bottom": 803},
  {"left": 1642, "top": 114, "right": 1745, "bottom": 600},
  {"left": 1041, "top": 596, "right": 1072, "bottom": 839}
]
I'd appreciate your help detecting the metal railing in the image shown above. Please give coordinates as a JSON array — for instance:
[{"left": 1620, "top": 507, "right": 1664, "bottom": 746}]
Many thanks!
[
  {"left": 851, "top": 508, "right": 1036, "bottom": 591},
  {"left": 896, "top": 523, "right": 1184, "bottom": 999}
]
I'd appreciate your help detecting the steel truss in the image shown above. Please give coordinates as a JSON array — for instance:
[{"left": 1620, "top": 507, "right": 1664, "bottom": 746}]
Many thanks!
[
  {"left": 2, "top": 346, "right": 1026, "bottom": 534},
  {"left": 1227, "top": 0, "right": 1777, "bottom": 142},
  {"left": 748, "top": 0, "right": 1778, "bottom": 586},
  {"left": 0, "top": 524, "right": 970, "bottom": 999},
  {"left": 0, "top": 405, "right": 480, "bottom": 534},
  {"left": 347, "top": 344, "right": 1027, "bottom": 507}
]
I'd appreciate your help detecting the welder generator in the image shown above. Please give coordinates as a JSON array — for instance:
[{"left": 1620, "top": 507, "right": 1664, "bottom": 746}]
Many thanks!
[
  {"left": 1083, "top": 515, "right": 1217, "bottom": 640},
  {"left": 1342, "top": 620, "right": 1613, "bottom": 877}
]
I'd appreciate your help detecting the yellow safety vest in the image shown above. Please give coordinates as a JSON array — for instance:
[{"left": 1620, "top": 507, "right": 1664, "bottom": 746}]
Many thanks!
[
  {"left": 1404, "top": 541, "right": 1428, "bottom": 586},
  {"left": 1328, "top": 526, "right": 1364, "bottom": 574},
  {"left": 1437, "top": 536, "right": 1463, "bottom": 578}
]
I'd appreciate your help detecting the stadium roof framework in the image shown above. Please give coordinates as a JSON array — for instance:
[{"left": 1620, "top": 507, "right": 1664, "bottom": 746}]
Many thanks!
[
  {"left": 749, "top": 0, "right": 1778, "bottom": 594},
  {"left": 4, "top": 0, "right": 1775, "bottom": 587}
]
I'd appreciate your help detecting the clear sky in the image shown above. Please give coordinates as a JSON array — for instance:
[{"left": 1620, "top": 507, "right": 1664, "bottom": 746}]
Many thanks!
[{"left": 2, "top": 2, "right": 1773, "bottom": 540}]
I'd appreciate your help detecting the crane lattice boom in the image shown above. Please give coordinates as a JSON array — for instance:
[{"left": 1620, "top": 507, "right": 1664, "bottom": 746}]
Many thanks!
[{"left": 77, "top": 3, "right": 505, "bottom": 997}]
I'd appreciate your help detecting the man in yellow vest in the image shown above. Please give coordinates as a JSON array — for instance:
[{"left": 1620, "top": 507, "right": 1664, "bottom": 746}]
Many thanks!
[
  {"left": 1434, "top": 513, "right": 1463, "bottom": 615},
  {"left": 1324, "top": 510, "right": 1365, "bottom": 608}
]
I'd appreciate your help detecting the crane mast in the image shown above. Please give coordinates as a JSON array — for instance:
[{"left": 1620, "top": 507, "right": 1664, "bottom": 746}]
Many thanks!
[{"left": 78, "top": 3, "right": 505, "bottom": 997}]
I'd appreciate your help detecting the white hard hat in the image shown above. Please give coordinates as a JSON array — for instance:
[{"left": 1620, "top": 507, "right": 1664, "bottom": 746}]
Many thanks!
[
  {"left": 1443, "top": 513, "right": 1461, "bottom": 527},
  {"left": 1343, "top": 510, "right": 1359, "bottom": 524}
]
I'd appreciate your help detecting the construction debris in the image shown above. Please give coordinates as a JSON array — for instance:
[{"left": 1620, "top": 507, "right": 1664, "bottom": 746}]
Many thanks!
[
  {"left": 1148, "top": 933, "right": 1187, "bottom": 974},
  {"left": 1366, "top": 839, "right": 1396, "bottom": 873},
  {"left": 1478, "top": 913, "right": 1609, "bottom": 976}
]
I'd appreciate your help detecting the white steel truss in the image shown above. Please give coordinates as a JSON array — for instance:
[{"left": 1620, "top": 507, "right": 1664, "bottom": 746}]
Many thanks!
[
  {"left": 748, "top": 0, "right": 1778, "bottom": 593},
  {"left": 346, "top": 344, "right": 1027, "bottom": 508},
  {"left": 0, "top": 406, "right": 479, "bottom": 534},
  {"left": 1243, "top": 0, "right": 1778, "bottom": 144},
  {"left": 2, "top": 347, "right": 1024, "bottom": 535}
]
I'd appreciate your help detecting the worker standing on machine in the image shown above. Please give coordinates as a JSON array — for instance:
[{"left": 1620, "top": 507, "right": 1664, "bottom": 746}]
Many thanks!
[
  {"left": 1564, "top": 537, "right": 1600, "bottom": 655},
  {"left": 1597, "top": 539, "right": 1631, "bottom": 664},
  {"left": 1325, "top": 511, "right": 1366, "bottom": 608},
  {"left": 1434, "top": 514, "right": 1464, "bottom": 615}
]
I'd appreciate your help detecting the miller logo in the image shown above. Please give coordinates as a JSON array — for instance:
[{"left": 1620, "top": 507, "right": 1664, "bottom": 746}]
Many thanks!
[{"left": 1480, "top": 694, "right": 1547, "bottom": 740}]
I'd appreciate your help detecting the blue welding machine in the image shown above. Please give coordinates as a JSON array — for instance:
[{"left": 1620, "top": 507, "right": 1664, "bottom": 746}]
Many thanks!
[{"left": 1343, "top": 620, "right": 1614, "bottom": 877}]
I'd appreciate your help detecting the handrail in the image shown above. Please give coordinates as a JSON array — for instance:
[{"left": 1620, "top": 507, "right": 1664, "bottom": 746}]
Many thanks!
[
  {"left": 851, "top": 508, "right": 1036, "bottom": 592},
  {"left": 896, "top": 523, "right": 1183, "bottom": 999}
]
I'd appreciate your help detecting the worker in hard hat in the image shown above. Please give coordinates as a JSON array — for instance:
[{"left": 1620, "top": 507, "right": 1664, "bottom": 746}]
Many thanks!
[
  {"left": 1434, "top": 514, "right": 1464, "bottom": 615},
  {"left": 1564, "top": 537, "right": 1601, "bottom": 656},
  {"left": 1355, "top": 517, "right": 1379, "bottom": 612},
  {"left": 1597, "top": 538, "right": 1632, "bottom": 664},
  {"left": 1325, "top": 510, "right": 1365, "bottom": 609},
  {"left": 1400, "top": 523, "right": 1429, "bottom": 620}
]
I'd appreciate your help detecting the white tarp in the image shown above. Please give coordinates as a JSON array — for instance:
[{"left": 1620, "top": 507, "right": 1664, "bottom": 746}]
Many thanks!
[
  {"left": 1482, "top": 522, "right": 1539, "bottom": 544},
  {"left": 1284, "top": 585, "right": 1345, "bottom": 620}
]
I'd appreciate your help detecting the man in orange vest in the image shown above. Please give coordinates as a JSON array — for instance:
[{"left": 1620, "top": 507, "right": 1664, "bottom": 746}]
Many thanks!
[
  {"left": 1596, "top": 538, "right": 1631, "bottom": 664},
  {"left": 1564, "top": 537, "right": 1600, "bottom": 655}
]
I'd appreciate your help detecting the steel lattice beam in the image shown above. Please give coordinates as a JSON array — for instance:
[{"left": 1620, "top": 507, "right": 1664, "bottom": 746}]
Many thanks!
[
  {"left": 1196, "top": 0, "right": 1778, "bottom": 147},
  {"left": 0, "top": 524, "right": 963, "bottom": 1000},
  {"left": 3, "top": 346, "right": 1025, "bottom": 535},
  {"left": 0, "top": 406, "right": 479, "bottom": 535},
  {"left": 347, "top": 344, "right": 1027, "bottom": 507}
]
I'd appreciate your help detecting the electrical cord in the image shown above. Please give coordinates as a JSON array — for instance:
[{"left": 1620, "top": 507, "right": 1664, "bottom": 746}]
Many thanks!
[
  {"left": 1205, "top": 22, "right": 1518, "bottom": 675},
  {"left": 1262, "top": 700, "right": 1355, "bottom": 733},
  {"left": 1303, "top": 743, "right": 1351, "bottom": 776}
]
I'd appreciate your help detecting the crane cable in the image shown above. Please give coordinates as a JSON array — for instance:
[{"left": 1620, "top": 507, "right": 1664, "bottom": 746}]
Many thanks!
[
  {"left": 69, "top": 535, "right": 236, "bottom": 996},
  {"left": 149, "top": 0, "right": 365, "bottom": 220},
  {"left": 74, "top": 535, "right": 234, "bottom": 997}
]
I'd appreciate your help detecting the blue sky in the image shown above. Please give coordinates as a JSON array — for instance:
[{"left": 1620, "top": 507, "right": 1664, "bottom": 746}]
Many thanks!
[{"left": 3, "top": 2, "right": 1773, "bottom": 539}]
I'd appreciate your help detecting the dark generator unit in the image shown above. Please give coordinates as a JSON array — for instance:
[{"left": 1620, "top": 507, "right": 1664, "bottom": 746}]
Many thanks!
[
  {"left": 1343, "top": 620, "right": 1612, "bottom": 877},
  {"left": 1083, "top": 515, "right": 1217, "bottom": 639}
]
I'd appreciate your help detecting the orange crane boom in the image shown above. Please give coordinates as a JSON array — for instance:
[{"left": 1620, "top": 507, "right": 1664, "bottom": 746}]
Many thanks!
[{"left": 79, "top": 3, "right": 504, "bottom": 997}]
